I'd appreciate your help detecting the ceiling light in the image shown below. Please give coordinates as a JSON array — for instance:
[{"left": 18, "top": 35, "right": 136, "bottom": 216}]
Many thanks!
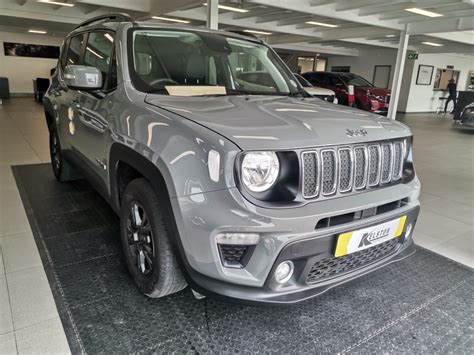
[
  {"left": 203, "top": 3, "right": 249, "bottom": 13},
  {"left": 86, "top": 47, "right": 103, "bottom": 59},
  {"left": 405, "top": 8, "right": 443, "bottom": 17},
  {"left": 28, "top": 29, "right": 47, "bottom": 34},
  {"left": 385, "top": 34, "right": 396, "bottom": 37},
  {"left": 242, "top": 29, "right": 272, "bottom": 35},
  {"left": 422, "top": 41, "right": 443, "bottom": 46},
  {"left": 104, "top": 33, "right": 114, "bottom": 42},
  {"left": 37, "top": 0, "right": 74, "bottom": 7},
  {"left": 306, "top": 21, "right": 339, "bottom": 28},
  {"left": 151, "top": 16, "right": 190, "bottom": 24}
]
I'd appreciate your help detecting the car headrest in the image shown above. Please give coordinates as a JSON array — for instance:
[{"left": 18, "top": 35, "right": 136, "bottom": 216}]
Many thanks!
[{"left": 186, "top": 54, "right": 206, "bottom": 83}]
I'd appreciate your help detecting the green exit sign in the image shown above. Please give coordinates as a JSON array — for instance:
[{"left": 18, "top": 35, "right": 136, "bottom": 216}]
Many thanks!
[{"left": 408, "top": 53, "right": 419, "bottom": 60}]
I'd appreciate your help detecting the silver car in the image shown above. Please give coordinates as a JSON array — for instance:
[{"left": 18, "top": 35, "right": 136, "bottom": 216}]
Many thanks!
[{"left": 43, "top": 14, "right": 420, "bottom": 304}]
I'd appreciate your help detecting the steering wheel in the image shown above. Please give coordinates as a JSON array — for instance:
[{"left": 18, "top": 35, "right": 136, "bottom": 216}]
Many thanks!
[{"left": 148, "top": 78, "right": 180, "bottom": 88}]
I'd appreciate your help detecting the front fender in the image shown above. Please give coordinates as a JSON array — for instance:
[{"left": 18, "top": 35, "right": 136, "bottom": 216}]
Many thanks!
[{"left": 108, "top": 104, "right": 241, "bottom": 204}]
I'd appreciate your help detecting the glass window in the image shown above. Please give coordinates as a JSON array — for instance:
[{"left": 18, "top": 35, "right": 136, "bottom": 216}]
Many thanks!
[
  {"left": 308, "top": 73, "right": 329, "bottom": 85},
  {"left": 329, "top": 76, "right": 344, "bottom": 87},
  {"left": 84, "top": 31, "right": 115, "bottom": 88},
  {"left": 65, "top": 34, "right": 85, "bottom": 66},
  {"left": 338, "top": 73, "right": 374, "bottom": 87},
  {"left": 130, "top": 30, "right": 299, "bottom": 96}
]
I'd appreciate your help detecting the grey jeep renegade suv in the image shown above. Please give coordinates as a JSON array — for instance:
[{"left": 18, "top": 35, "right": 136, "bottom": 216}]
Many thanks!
[{"left": 43, "top": 14, "right": 420, "bottom": 304}]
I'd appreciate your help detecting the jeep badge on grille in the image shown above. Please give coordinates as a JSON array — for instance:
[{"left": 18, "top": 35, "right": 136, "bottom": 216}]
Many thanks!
[{"left": 346, "top": 129, "right": 368, "bottom": 137}]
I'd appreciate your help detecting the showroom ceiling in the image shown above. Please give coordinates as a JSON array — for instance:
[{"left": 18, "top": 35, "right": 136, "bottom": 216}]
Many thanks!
[{"left": 0, "top": 0, "right": 472, "bottom": 56}]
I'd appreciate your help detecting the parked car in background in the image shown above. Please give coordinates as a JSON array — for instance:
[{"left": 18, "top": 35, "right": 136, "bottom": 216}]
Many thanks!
[
  {"left": 455, "top": 102, "right": 474, "bottom": 130},
  {"left": 293, "top": 73, "right": 338, "bottom": 104},
  {"left": 302, "top": 71, "right": 390, "bottom": 116}
]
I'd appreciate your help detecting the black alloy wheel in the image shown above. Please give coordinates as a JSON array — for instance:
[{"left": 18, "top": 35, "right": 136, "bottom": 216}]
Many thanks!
[{"left": 126, "top": 201, "right": 155, "bottom": 276}]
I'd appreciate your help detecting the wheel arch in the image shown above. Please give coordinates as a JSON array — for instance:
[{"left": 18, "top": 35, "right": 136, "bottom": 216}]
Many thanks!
[
  {"left": 108, "top": 143, "right": 177, "bottom": 214},
  {"left": 43, "top": 97, "right": 56, "bottom": 132}
]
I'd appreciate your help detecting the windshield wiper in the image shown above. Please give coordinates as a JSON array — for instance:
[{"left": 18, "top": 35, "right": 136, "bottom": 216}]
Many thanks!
[{"left": 288, "top": 90, "right": 306, "bottom": 97}]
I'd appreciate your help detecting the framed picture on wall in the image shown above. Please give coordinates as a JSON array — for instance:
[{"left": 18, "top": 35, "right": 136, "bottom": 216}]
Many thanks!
[{"left": 416, "top": 64, "right": 434, "bottom": 85}]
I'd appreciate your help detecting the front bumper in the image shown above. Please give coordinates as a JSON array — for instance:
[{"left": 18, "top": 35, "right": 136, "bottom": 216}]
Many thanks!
[
  {"left": 184, "top": 206, "right": 419, "bottom": 304},
  {"left": 170, "top": 176, "right": 420, "bottom": 304}
]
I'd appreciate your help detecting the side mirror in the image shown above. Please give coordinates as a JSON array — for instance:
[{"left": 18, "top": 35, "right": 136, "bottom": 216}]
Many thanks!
[{"left": 64, "top": 65, "right": 102, "bottom": 90}]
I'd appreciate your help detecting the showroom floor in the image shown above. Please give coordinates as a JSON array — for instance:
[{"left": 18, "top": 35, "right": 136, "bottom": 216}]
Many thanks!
[{"left": 0, "top": 98, "right": 472, "bottom": 354}]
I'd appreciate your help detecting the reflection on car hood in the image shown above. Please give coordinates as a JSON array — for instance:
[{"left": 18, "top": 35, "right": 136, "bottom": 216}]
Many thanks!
[
  {"left": 145, "top": 95, "right": 410, "bottom": 150},
  {"left": 356, "top": 86, "right": 391, "bottom": 96},
  {"left": 305, "top": 87, "right": 335, "bottom": 96}
]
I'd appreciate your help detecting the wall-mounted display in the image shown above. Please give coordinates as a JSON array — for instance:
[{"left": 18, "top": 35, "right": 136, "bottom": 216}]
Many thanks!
[
  {"left": 3, "top": 42, "right": 60, "bottom": 59},
  {"left": 416, "top": 64, "right": 434, "bottom": 85}
]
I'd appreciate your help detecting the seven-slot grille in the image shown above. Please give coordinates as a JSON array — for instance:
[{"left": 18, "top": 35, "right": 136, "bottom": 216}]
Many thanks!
[{"left": 302, "top": 140, "right": 405, "bottom": 199}]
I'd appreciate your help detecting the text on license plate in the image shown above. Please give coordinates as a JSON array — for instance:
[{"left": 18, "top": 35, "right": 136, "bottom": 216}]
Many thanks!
[{"left": 334, "top": 216, "right": 406, "bottom": 257}]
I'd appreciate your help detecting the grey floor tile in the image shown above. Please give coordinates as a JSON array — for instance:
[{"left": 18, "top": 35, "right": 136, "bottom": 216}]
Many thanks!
[
  {"left": 0, "top": 332, "right": 17, "bottom": 355},
  {"left": 15, "top": 317, "right": 70, "bottom": 355},
  {"left": 0, "top": 233, "right": 42, "bottom": 274},
  {"left": 0, "top": 275, "right": 14, "bottom": 335},
  {"left": 432, "top": 231, "right": 474, "bottom": 268},
  {"left": 413, "top": 231, "right": 443, "bottom": 250},
  {"left": 422, "top": 198, "right": 473, "bottom": 225},
  {"left": 6, "top": 267, "right": 59, "bottom": 330},
  {"left": 416, "top": 209, "right": 472, "bottom": 243}
]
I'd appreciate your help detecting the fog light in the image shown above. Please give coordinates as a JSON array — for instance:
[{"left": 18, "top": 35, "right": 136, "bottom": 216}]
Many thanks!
[
  {"left": 216, "top": 233, "right": 259, "bottom": 245},
  {"left": 405, "top": 222, "right": 413, "bottom": 239},
  {"left": 274, "top": 261, "right": 294, "bottom": 284}
]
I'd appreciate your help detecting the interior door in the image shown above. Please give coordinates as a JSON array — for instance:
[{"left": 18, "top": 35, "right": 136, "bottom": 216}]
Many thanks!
[
  {"left": 71, "top": 30, "right": 116, "bottom": 185},
  {"left": 373, "top": 65, "right": 391, "bottom": 89}
]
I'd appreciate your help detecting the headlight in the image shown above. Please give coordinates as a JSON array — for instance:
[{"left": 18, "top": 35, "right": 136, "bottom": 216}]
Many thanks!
[{"left": 241, "top": 152, "right": 280, "bottom": 192}]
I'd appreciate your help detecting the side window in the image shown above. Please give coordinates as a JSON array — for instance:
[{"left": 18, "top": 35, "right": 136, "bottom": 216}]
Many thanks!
[
  {"left": 316, "top": 74, "right": 330, "bottom": 85},
  {"left": 329, "top": 76, "right": 344, "bottom": 87},
  {"left": 83, "top": 31, "right": 115, "bottom": 90},
  {"left": 65, "top": 34, "right": 85, "bottom": 66}
]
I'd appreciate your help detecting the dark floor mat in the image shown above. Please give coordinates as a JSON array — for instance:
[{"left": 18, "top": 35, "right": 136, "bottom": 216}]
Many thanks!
[{"left": 12, "top": 163, "right": 473, "bottom": 354}]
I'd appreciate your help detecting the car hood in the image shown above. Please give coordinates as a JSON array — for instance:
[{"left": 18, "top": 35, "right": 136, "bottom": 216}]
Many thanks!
[
  {"left": 355, "top": 86, "right": 391, "bottom": 96},
  {"left": 305, "top": 87, "right": 335, "bottom": 96},
  {"left": 145, "top": 95, "right": 410, "bottom": 150}
]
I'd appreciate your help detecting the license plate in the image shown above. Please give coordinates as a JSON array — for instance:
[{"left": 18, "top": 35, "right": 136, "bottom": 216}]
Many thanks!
[{"left": 334, "top": 216, "right": 406, "bottom": 257}]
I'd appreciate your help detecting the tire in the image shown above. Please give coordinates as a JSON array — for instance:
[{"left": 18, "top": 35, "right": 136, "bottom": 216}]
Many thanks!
[
  {"left": 120, "top": 178, "right": 187, "bottom": 298},
  {"left": 49, "top": 126, "right": 80, "bottom": 182}
]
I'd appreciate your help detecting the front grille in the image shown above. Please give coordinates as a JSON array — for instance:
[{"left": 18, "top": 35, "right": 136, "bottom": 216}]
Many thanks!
[
  {"left": 321, "top": 150, "right": 337, "bottom": 195},
  {"left": 301, "top": 140, "right": 405, "bottom": 199},
  {"left": 306, "top": 238, "right": 401, "bottom": 284}
]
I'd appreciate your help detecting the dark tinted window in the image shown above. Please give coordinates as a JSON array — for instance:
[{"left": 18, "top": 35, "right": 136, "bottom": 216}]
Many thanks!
[
  {"left": 329, "top": 76, "right": 344, "bottom": 86},
  {"left": 84, "top": 31, "right": 115, "bottom": 88},
  {"left": 306, "top": 73, "right": 330, "bottom": 85},
  {"left": 65, "top": 34, "right": 85, "bottom": 66}
]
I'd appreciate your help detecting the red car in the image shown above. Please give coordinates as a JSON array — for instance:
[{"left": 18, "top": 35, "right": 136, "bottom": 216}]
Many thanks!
[{"left": 302, "top": 71, "right": 391, "bottom": 116}]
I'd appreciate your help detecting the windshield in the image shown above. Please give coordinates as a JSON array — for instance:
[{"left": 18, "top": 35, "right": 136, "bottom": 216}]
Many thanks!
[
  {"left": 338, "top": 73, "right": 374, "bottom": 87},
  {"left": 130, "top": 29, "right": 299, "bottom": 96}
]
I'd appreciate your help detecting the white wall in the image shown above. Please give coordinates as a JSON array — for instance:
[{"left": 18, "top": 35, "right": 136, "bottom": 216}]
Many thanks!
[
  {"left": 326, "top": 47, "right": 397, "bottom": 88},
  {"left": 0, "top": 31, "right": 63, "bottom": 94},
  {"left": 400, "top": 53, "right": 474, "bottom": 113}
]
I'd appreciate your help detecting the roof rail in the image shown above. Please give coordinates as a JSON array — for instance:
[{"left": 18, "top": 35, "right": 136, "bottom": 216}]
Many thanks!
[{"left": 74, "top": 13, "right": 134, "bottom": 30}]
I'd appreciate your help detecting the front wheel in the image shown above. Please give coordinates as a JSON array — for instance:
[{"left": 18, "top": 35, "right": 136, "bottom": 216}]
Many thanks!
[
  {"left": 120, "top": 178, "right": 187, "bottom": 298},
  {"left": 49, "top": 127, "right": 79, "bottom": 182}
]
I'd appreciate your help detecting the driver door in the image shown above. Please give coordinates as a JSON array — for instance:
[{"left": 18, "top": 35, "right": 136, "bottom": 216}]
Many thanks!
[{"left": 71, "top": 30, "right": 116, "bottom": 187}]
